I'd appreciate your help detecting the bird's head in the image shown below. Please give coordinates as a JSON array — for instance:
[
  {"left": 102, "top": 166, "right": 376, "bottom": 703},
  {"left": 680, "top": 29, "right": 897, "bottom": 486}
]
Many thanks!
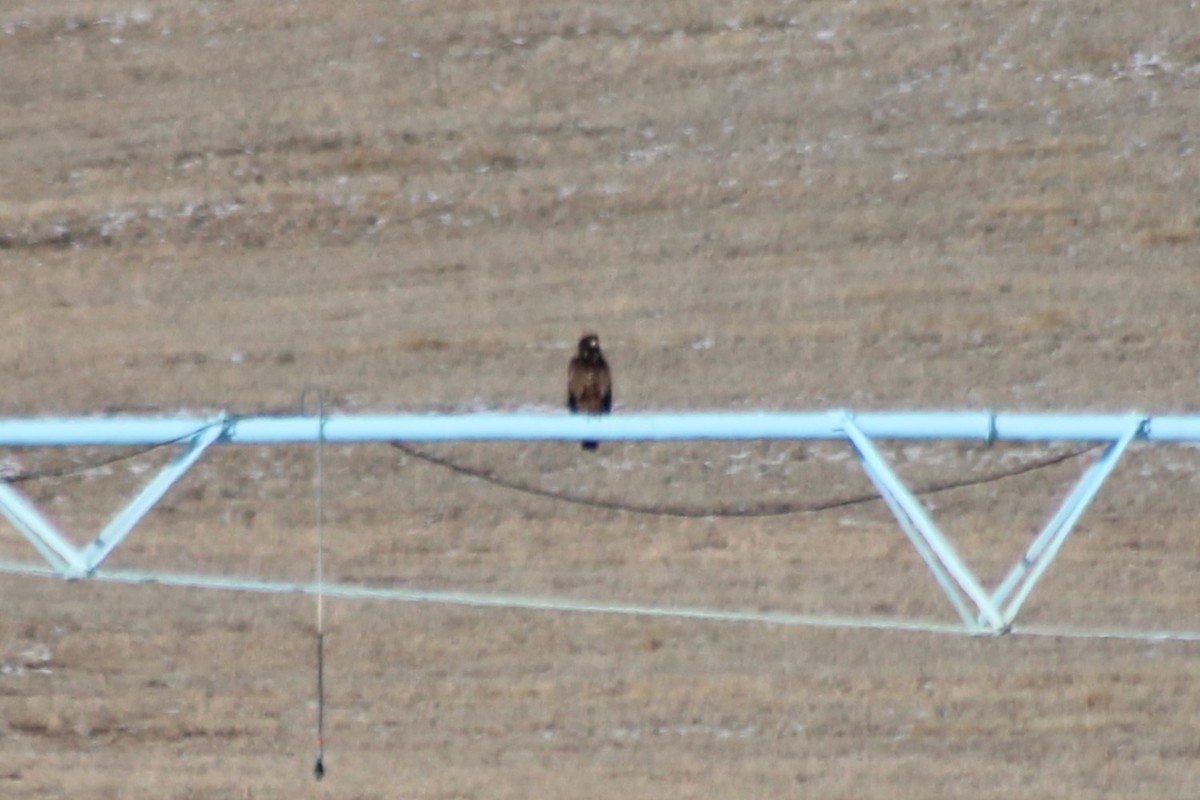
[{"left": 578, "top": 334, "right": 601, "bottom": 357}]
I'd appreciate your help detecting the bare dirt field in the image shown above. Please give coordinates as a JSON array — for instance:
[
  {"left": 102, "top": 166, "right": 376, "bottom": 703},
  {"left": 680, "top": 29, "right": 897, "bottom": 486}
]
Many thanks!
[{"left": 3, "top": 0, "right": 1200, "bottom": 797}]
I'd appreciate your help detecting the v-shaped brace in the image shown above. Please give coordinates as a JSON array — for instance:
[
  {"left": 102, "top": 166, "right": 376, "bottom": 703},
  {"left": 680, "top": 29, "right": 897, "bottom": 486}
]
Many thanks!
[
  {"left": 0, "top": 418, "right": 225, "bottom": 579},
  {"left": 840, "top": 412, "right": 1144, "bottom": 634}
]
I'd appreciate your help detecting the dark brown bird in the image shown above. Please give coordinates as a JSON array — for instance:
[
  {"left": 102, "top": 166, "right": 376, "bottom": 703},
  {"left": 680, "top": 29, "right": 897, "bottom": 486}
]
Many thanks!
[{"left": 567, "top": 333, "right": 612, "bottom": 450}]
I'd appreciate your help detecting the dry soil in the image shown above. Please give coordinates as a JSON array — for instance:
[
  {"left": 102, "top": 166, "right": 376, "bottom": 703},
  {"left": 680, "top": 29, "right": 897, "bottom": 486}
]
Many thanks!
[{"left": 3, "top": 1, "right": 1200, "bottom": 797}]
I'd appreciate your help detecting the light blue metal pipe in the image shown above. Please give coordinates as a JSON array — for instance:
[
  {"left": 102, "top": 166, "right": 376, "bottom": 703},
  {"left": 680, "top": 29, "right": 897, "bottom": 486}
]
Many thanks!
[
  {"left": 1145, "top": 415, "right": 1200, "bottom": 442},
  {"left": 251, "top": 412, "right": 852, "bottom": 443},
  {"left": 0, "top": 410, "right": 1192, "bottom": 447},
  {"left": 992, "top": 413, "right": 1148, "bottom": 442},
  {"left": 0, "top": 417, "right": 216, "bottom": 447},
  {"left": 851, "top": 411, "right": 993, "bottom": 440},
  {"left": 0, "top": 412, "right": 850, "bottom": 445}
]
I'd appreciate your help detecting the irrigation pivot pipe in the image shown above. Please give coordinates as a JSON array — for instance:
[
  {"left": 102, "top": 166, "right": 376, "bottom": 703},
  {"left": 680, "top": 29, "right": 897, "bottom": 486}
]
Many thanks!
[{"left": 0, "top": 409, "right": 1164, "bottom": 633}]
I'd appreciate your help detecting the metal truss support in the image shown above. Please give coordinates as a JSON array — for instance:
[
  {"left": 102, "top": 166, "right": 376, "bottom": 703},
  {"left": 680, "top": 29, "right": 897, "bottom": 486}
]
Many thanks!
[
  {"left": 841, "top": 413, "right": 1005, "bottom": 633},
  {"left": 840, "top": 412, "right": 1143, "bottom": 635},
  {"left": 0, "top": 409, "right": 1157, "bottom": 632},
  {"left": 77, "top": 418, "right": 226, "bottom": 575},
  {"left": 0, "top": 480, "right": 89, "bottom": 576},
  {"left": 991, "top": 415, "right": 1144, "bottom": 628},
  {"left": 0, "top": 417, "right": 225, "bottom": 578}
]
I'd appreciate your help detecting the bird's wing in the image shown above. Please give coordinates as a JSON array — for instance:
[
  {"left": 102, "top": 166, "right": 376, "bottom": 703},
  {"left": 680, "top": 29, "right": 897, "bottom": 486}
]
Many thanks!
[
  {"left": 567, "top": 359, "right": 583, "bottom": 411},
  {"left": 598, "top": 366, "right": 612, "bottom": 413}
]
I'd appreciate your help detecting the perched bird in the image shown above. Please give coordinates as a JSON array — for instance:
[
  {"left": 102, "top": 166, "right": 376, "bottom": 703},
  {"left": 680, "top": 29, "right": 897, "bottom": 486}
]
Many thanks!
[{"left": 567, "top": 333, "right": 612, "bottom": 450}]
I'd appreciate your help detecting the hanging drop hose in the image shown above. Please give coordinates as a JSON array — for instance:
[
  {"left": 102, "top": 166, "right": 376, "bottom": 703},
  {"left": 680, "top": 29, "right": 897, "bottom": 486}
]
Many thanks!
[
  {"left": 314, "top": 628, "right": 325, "bottom": 779},
  {"left": 308, "top": 391, "right": 328, "bottom": 780}
]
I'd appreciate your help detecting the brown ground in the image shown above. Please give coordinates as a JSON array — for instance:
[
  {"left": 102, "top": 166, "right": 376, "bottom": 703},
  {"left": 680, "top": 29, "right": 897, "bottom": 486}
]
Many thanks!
[{"left": 3, "top": 0, "right": 1200, "bottom": 796}]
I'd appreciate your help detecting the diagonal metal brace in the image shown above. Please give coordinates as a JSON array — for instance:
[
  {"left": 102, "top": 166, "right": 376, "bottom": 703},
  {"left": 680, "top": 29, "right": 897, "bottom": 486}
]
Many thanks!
[
  {"left": 0, "top": 480, "right": 89, "bottom": 576},
  {"left": 0, "top": 417, "right": 226, "bottom": 578},
  {"left": 992, "top": 415, "right": 1144, "bottom": 627},
  {"left": 840, "top": 412, "right": 1006, "bottom": 633},
  {"left": 77, "top": 418, "right": 226, "bottom": 575}
]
